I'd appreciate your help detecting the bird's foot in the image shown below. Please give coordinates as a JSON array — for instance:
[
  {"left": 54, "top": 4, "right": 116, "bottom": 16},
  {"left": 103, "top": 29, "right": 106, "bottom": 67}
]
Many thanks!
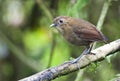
[
  {"left": 65, "top": 57, "right": 81, "bottom": 64},
  {"left": 88, "top": 52, "right": 96, "bottom": 55},
  {"left": 69, "top": 58, "right": 80, "bottom": 64},
  {"left": 65, "top": 58, "right": 81, "bottom": 69},
  {"left": 66, "top": 52, "right": 96, "bottom": 65},
  {"left": 69, "top": 52, "right": 95, "bottom": 63}
]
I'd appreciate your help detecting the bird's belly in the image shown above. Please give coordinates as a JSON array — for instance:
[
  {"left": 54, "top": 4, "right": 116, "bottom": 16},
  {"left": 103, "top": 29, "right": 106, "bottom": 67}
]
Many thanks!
[{"left": 64, "top": 34, "right": 89, "bottom": 46}]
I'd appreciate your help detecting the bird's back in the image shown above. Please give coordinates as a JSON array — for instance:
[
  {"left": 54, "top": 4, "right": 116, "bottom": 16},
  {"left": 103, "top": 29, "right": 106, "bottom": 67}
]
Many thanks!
[{"left": 68, "top": 18, "right": 108, "bottom": 43}]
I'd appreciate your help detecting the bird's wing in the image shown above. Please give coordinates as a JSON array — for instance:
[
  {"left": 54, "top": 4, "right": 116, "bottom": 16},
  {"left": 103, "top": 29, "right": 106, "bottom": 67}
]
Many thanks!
[{"left": 72, "top": 22, "right": 104, "bottom": 42}]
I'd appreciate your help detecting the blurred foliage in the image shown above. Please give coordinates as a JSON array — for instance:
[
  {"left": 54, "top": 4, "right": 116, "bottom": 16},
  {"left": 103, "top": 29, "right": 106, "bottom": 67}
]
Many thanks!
[{"left": 0, "top": 0, "right": 120, "bottom": 81}]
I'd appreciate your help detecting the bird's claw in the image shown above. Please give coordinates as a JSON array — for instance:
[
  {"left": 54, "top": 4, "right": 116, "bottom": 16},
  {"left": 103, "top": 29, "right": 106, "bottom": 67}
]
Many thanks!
[{"left": 89, "top": 52, "right": 96, "bottom": 55}]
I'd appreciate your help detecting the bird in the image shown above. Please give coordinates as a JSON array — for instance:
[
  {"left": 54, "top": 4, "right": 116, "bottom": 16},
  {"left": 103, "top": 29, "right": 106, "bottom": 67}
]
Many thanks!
[{"left": 50, "top": 16, "right": 108, "bottom": 63}]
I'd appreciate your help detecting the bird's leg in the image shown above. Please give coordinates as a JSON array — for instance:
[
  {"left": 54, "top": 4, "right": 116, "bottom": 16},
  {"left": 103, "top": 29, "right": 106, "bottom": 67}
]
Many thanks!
[
  {"left": 86, "top": 43, "right": 95, "bottom": 55},
  {"left": 70, "top": 43, "right": 95, "bottom": 63},
  {"left": 70, "top": 47, "right": 90, "bottom": 63}
]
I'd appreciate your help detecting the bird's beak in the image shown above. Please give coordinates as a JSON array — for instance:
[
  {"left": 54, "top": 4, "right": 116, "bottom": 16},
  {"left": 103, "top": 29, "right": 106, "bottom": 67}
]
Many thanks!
[
  {"left": 50, "top": 23, "right": 56, "bottom": 28},
  {"left": 50, "top": 23, "right": 58, "bottom": 28}
]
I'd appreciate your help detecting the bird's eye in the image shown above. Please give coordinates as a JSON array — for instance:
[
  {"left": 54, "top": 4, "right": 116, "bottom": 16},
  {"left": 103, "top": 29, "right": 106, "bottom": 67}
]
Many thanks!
[{"left": 59, "top": 19, "right": 63, "bottom": 24}]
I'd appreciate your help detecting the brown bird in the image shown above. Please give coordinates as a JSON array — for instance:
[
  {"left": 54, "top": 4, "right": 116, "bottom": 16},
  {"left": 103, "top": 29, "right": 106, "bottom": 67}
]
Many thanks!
[{"left": 50, "top": 16, "right": 108, "bottom": 63}]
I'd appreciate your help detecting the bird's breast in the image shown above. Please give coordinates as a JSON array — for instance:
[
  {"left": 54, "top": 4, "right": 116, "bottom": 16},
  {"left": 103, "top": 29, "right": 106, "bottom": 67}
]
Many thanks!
[{"left": 63, "top": 31, "right": 90, "bottom": 46}]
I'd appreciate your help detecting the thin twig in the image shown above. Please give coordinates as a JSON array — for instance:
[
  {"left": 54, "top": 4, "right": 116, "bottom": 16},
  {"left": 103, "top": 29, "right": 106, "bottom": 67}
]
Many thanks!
[
  {"left": 36, "top": 0, "right": 53, "bottom": 21},
  {"left": 74, "top": 69, "right": 84, "bottom": 81},
  {"left": 96, "top": 0, "right": 112, "bottom": 30},
  {"left": 47, "top": 34, "right": 56, "bottom": 68},
  {"left": 93, "top": 0, "right": 112, "bottom": 49}
]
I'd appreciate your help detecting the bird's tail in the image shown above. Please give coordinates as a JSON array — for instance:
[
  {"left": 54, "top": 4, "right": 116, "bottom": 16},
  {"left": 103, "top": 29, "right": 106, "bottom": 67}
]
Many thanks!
[{"left": 103, "top": 35, "right": 109, "bottom": 43}]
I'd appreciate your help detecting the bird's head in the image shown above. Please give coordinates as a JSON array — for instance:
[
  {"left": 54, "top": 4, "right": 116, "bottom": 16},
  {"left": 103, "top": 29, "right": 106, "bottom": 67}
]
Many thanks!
[{"left": 50, "top": 16, "right": 71, "bottom": 34}]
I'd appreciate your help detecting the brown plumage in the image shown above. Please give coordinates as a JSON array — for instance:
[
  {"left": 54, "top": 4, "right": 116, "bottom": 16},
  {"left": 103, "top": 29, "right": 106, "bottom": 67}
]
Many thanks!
[{"left": 50, "top": 16, "right": 108, "bottom": 63}]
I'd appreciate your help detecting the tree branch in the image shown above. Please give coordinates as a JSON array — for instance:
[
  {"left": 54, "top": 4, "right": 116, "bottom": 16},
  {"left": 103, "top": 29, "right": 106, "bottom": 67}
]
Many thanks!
[{"left": 19, "top": 39, "right": 120, "bottom": 81}]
